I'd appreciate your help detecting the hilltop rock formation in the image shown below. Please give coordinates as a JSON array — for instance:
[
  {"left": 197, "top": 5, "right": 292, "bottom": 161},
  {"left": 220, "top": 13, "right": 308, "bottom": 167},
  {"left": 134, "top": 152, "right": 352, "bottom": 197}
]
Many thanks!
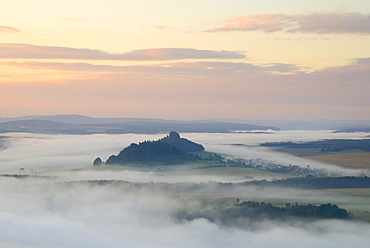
[{"left": 159, "top": 131, "right": 204, "bottom": 152}]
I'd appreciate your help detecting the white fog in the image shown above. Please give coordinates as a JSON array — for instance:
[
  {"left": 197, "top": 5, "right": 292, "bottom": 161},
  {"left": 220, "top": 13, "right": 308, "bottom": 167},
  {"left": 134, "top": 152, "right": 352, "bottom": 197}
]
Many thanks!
[{"left": 0, "top": 131, "right": 369, "bottom": 247}]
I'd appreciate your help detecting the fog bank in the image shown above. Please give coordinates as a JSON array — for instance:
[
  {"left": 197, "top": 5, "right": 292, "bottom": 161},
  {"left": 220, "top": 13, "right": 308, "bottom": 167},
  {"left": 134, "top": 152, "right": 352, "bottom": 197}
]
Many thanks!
[
  {"left": 1, "top": 130, "right": 367, "bottom": 174},
  {"left": 0, "top": 177, "right": 370, "bottom": 248},
  {"left": 0, "top": 131, "right": 369, "bottom": 247}
]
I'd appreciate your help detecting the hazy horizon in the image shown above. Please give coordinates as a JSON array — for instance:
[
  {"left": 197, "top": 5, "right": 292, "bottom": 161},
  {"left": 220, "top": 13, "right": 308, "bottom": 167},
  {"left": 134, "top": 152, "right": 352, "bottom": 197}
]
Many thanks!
[{"left": 1, "top": 113, "right": 370, "bottom": 122}]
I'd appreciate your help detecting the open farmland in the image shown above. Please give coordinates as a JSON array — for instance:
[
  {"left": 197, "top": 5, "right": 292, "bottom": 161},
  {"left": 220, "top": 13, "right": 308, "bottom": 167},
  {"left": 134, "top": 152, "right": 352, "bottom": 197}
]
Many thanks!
[{"left": 306, "top": 152, "right": 370, "bottom": 170}]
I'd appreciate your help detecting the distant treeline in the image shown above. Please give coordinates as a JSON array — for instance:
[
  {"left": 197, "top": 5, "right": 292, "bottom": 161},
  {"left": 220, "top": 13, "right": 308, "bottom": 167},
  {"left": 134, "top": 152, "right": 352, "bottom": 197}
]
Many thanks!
[
  {"left": 0, "top": 174, "right": 49, "bottom": 179},
  {"left": 243, "top": 176, "right": 370, "bottom": 189},
  {"left": 7, "top": 172, "right": 370, "bottom": 190},
  {"left": 260, "top": 139, "right": 370, "bottom": 153},
  {"left": 76, "top": 177, "right": 370, "bottom": 196},
  {"left": 0, "top": 136, "right": 6, "bottom": 149},
  {"left": 178, "top": 201, "right": 352, "bottom": 225},
  {"left": 333, "top": 127, "right": 370, "bottom": 133}
]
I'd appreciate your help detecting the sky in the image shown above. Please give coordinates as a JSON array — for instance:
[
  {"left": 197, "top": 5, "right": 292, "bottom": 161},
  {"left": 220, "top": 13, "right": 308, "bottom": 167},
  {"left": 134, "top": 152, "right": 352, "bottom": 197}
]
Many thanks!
[{"left": 0, "top": 0, "right": 370, "bottom": 120}]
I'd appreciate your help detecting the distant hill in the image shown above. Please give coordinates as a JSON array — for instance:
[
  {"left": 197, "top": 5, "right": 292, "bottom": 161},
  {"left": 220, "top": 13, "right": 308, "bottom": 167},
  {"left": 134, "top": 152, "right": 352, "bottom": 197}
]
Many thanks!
[
  {"left": 218, "top": 119, "right": 370, "bottom": 130},
  {"left": 0, "top": 115, "right": 279, "bottom": 134},
  {"left": 3, "top": 115, "right": 370, "bottom": 131},
  {"left": 0, "top": 119, "right": 69, "bottom": 128},
  {"left": 333, "top": 126, "right": 370, "bottom": 133},
  {"left": 0, "top": 119, "right": 71, "bottom": 134},
  {"left": 105, "top": 132, "right": 202, "bottom": 165},
  {"left": 94, "top": 121, "right": 279, "bottom": 134}
]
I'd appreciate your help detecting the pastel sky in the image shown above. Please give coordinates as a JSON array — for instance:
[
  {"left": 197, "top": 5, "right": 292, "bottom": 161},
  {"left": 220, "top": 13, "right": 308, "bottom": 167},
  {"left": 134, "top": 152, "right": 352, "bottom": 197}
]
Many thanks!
[{"left": 1, "top": 0, "right": 370, "bottom": 120}]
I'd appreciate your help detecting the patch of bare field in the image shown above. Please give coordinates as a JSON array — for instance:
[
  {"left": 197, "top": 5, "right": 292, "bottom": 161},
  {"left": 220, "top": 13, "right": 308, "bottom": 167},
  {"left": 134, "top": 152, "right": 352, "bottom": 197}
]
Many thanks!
[{"left": 306, "top": 152, "right": 370, "bottom": 169}]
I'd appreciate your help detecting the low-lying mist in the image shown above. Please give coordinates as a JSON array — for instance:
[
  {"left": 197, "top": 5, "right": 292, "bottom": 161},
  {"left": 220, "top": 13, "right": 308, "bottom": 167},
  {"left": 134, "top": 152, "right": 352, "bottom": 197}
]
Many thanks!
[
  {"left": 1, "top": 177, "right": 370, "bottom": 248},
  {"left": 1, "top": 130, "right": 367, "bottom": 174},
  {"left": 0, "top": 131, "right": 370, "bottom": 247}
]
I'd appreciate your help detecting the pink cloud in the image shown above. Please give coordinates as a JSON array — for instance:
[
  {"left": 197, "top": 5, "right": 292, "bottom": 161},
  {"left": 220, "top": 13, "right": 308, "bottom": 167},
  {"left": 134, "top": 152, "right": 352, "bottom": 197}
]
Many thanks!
[
  {"left": 210, "top": 14, "right": 287, "bottom": 32},
  {"left": 209, "top": 12, "right": 370, "bottom": 35},
  {"left": 2, "top": 59, "right": 370, "bottom": 120},
  {"left": 153, "top": 25, "right": 172, "bottom": 30},
  {"left": 289, "top": 12, "right": 370, "bottom": 35},
  {"left": 0, "top": 25, "right": 20, "bottom": 33},
  {"left": 0, "top": 43, "right": 245, "bottom": 60},
  {"left": 127, "top": 48, "right": 245, "bottom": 60}
]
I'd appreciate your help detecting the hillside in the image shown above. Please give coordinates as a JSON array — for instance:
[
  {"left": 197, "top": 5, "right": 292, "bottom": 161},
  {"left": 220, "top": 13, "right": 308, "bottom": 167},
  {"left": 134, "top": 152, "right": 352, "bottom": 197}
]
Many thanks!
[
  {"left": 105, "top": 141, "right": 199, "bottom": 165},
  {"left": 104, "top": 132, "right": 203, "bottom": 165}
]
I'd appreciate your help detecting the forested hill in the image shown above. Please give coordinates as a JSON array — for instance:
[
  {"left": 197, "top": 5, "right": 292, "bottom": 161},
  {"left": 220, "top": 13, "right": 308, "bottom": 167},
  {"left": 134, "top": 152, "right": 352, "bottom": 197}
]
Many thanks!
[
  {"left": 104, "top": 132, "right": 203, "bottom": 165},
  {"left": 105, "top": 141, "right": 199, "bottom": 165}
]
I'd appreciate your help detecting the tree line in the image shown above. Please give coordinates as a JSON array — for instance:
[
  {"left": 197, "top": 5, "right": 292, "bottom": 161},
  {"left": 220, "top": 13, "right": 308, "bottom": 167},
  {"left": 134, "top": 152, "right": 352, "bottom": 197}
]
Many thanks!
[
  {"left": 260, "top": 139, "right": 370, "bottom": 153},
  {"left": 177, "top": 200, "right": 352, "bottom": 226}
]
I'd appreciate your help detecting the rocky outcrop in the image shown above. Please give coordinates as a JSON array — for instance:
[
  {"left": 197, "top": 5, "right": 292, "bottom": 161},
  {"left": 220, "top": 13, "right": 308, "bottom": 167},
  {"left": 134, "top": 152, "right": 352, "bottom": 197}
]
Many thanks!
[
  {"left": 93, "top": 157, "right": 102, "bottom": 166},
  {"left": 159, "top": 131, "right": 204, "bottom": 152}
]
